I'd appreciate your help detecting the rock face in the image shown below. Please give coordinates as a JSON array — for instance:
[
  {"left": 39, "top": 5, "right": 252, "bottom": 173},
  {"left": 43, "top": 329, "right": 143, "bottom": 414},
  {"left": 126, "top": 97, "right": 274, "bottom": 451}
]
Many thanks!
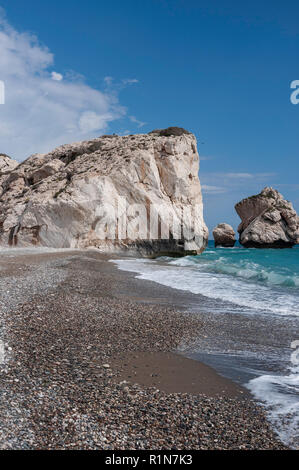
[
  {"left": 235, "top": 187, "right": 299, "bottom": 248},
  {"left": 213, "top": 223, "right": 236, "bottom": 247},
  {"left": 0, "top": 128, "right": 208, "bottom": 256},
  {"left": 0, "top": 154, "right": 18, "bottom": 183}
]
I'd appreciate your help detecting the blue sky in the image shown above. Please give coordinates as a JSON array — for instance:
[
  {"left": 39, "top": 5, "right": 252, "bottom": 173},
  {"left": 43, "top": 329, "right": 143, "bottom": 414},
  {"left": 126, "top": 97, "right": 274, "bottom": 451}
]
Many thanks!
[{"left": 0, "top": 1, "right": 298, "bottom": 234}]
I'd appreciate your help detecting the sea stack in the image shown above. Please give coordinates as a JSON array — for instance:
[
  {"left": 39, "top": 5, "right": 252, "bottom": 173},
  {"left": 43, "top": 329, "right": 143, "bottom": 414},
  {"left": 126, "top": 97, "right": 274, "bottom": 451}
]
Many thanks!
[
  {"left": 0, "top": 127, "right": 208, "bottom": 256},
  {"left": 235, "top": 187, "right": 299, "bottom": 248},
  {"left": 213, "top": 223, "right": 236, "bottom": 247}
]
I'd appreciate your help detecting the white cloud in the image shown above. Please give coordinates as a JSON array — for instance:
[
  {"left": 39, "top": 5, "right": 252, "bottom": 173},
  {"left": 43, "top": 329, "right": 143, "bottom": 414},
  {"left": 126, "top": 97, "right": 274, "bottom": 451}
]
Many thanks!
[
  {"left": 224, "top": 172, "right": 253, "bottom": 178},
  {"left": 199, "top": 155, "right": 214, "bottom": 161},
  {"left": 122, "top": 78, "right": 139, "bottom": 85},
  {"left": 51, "top": 71, "right": 63, "bottom": 81},
  {"left": 224, "top": 172, "right": 276, "bottom": 179},
  {"left": 129, "top": 115, "right": 146, "bottom": 128},
  {"left": 104, "top": 76, "right": 140, "bottom": 90},
  {"left": 204, "top": 172, "right": 276, "bottom": 180},
  {"left": 200, "top": 171, "right": 277, "bottom": 198},
  {"left": 79, "top": 111, "right": 115, "bottom": 133},
  {"left": 0, "top": 12, "right": 126, "bottom": 160},
  {"left": 104, "top": 76, "right": 113, "bottom": 86},
  {"left": 202, "top": 185, "right": 227, "bottom": 193}
]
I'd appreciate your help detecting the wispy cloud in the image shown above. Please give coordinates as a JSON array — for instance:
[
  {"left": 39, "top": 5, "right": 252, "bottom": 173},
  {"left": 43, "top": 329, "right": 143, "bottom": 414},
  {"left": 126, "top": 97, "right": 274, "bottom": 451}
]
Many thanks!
[
  {"left": 200, "top": 171, "right": 277, "bottom": 196},
  {"left": 223, "top": 172, "right": 254, "bottom": 178},
  {"left": 119, "top": 129, "right": 131, "bottom": 136},
  {"left": 104, "top": 76, "right": 140, "bottom": 90},
  {"left": 202, "top": 185, "right": 227, "bottom": 193},
  {"left": 129, "top": 115, "right": 146, "bottom": 128},
  {"left": 122, "top": 78, "right": 139, "bottom": 85},
  {"left": 204, "top": 172, "right": 276, "bottom": 180},
  {"left": 199, "top": 155, "right": 214, "bottom": 161},
  {"left": 104, "top": 76, "right": 114, "bottom": 86}
]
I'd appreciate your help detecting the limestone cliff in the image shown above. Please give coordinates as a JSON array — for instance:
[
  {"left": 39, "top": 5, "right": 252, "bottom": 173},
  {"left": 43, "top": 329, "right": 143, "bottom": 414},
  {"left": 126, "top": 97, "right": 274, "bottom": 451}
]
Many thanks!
[
  {"left": 0, "top": 128, "right": 208, "bottom": 256},
  {"left": 0, "top": 154, "right": 18, "bottom": 185},
  {"left": 235, "top": 187, "right": 299, "bottom": 248}
]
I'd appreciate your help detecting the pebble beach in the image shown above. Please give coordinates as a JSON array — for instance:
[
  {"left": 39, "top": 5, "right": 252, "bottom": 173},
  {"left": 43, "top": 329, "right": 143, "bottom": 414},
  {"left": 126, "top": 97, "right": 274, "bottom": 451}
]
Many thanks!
[{"left": 0, "top": 249, "right": 287, "bottom": 449}]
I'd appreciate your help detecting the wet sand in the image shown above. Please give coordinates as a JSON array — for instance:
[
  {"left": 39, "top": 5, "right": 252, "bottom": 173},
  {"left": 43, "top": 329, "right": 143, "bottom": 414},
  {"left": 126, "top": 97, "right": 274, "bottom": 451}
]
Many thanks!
[
  {"left": 0, "top": 249, "right": 287, "bottom": 449},
  {"left": 110, "top": 351, "right": 248, "bottom": 398}
]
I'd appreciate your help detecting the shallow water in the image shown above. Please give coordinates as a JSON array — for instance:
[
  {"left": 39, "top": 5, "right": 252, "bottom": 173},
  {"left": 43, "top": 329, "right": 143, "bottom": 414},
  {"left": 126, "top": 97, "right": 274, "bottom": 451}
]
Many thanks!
[{"left": 113, "top": 242, "right": 299, "bottom": 448}]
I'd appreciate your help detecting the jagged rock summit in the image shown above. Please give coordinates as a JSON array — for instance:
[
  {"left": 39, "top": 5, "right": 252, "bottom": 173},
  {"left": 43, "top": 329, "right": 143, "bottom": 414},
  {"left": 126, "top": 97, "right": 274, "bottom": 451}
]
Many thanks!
[
  {"left": 235, "top": 187, "right": 299, "bottom": 248},
  {"left": 0, "top": 128, "right": 208, "bottom": 256},
  {"left": 0, "top": 154, "right": 18, "bottom": 181},
  {"left": 213, "top": 223, "right": 236, "bottom": 247}
]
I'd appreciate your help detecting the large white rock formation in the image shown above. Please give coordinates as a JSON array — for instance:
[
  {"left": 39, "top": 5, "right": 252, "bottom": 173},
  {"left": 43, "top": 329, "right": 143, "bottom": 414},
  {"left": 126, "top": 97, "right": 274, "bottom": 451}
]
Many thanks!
[
  {"left": 235, "top": 187, "right": 299, "bottom": 248},
  {"left": 0, "top": 128, "right": 208, "bottom": 256}
]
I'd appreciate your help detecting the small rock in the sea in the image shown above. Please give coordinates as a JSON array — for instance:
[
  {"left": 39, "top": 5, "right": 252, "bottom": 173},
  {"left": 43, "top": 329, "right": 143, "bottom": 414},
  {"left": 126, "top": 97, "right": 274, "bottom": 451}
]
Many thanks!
[{"left": 213, "top": 223, "right": 236, "bottom": 247}]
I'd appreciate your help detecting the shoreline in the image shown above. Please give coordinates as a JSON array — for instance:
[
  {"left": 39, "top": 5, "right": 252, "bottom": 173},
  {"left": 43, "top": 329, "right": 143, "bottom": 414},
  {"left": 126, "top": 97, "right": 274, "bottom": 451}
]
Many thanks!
[
  {"left": 0, "top": 249, "right": 287, "bottom": 449},
  {"left": 109, "top": 350, "right": 248, "bottom": 398}
]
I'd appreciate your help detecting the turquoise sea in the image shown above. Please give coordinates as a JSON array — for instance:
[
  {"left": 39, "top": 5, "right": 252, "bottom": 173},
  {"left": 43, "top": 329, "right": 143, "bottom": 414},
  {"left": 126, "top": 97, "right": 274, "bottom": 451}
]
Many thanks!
[
  {"left": 114, "top": 242, "right": 299, "bottom": 448},
  {"left": 164, "top": 241, "right": 299, "bottom": 317}
]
